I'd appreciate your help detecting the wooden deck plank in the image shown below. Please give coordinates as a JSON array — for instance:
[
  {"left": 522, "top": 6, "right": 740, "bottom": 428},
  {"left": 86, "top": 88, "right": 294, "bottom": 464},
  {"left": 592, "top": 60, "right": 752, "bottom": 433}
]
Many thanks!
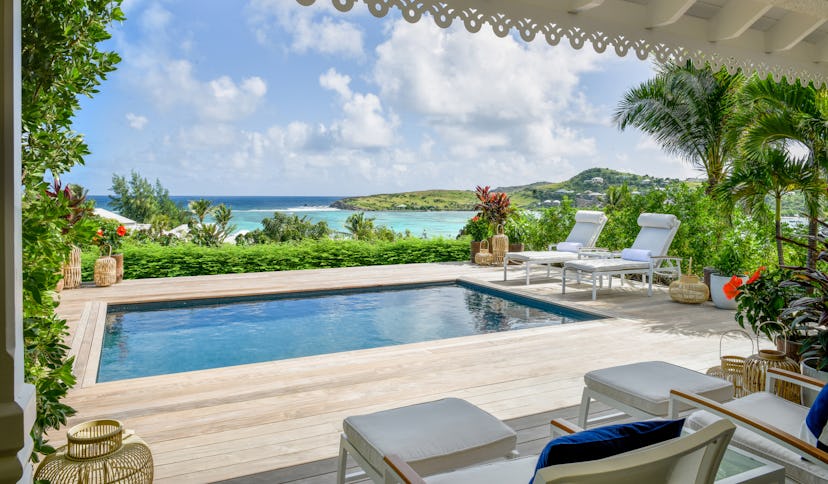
[{"left": 52, "top": 262, "right": 739, "bottom": 482}]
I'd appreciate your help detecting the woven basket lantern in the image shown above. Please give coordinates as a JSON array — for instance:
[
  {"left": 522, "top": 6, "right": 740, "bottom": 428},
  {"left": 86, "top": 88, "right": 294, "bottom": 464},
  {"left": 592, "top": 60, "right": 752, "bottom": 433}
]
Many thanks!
[
  {"left": 743, "top": 322, "right": 801, "bottom": 402},
  {"left": 62, "top": 245, "right": 82, "bottom": 289},
  {"left": 474, "top": 239, "right": 493, "bottom": 265},
  {"left": 35, "top": 419, "right": 153, "bottom": 484},
  {"left": 669, "top": 260, "right": 709, "bottom": 304},
  {"left": 94, "top": 247, "right": 117, "bottom": 287},
  {"left": 706, "top": 330, "right": 755, "bottom": 398},
  {"left": 490, "top": 224, "right": 509, "bottom": 266}
]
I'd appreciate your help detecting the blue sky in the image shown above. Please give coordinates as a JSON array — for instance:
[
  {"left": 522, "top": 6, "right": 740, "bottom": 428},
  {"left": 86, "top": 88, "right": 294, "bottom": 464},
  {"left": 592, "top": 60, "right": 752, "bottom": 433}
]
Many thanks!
[{"left": 69, "top": 0, "right": 694, "bottom": 196}]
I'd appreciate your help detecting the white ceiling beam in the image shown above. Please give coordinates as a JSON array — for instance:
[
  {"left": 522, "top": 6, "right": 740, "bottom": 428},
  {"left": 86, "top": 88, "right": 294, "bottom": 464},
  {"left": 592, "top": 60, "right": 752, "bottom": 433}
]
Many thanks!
[
  {"left": 765, "top": 11, "right": 826, "bottom": 52},
  {"left": 568, "top": 0, "right": 604, "bottom": 14},
  {"left": 649, "top": 0, "right": 696, "bottom": 28},
  {"left": 708, "top": 0, "right": 772, "bottom": 42}
]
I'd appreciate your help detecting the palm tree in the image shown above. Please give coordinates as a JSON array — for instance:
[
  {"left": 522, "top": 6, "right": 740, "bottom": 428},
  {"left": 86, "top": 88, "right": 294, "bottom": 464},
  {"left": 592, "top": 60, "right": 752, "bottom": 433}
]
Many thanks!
[
  {"left": 737, "top": 77, "right": 828, "bottom": 268},
  {"left": 188, "top": 198, "right": 214, "bottom": 225},
  {"left": 614, "top": 62, "right": 744, "bottom": 193},
  {"left": 716, "top": 146, "right": 823, "bottom": 265},
  {"left": 345, "top": 212, "right": 374, "bottom": 240}
]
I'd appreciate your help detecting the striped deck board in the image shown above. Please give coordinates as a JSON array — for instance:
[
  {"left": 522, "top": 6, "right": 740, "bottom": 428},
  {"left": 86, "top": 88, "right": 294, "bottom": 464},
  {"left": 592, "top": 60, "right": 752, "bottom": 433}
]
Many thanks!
[{"left": 53, "top": 262, "right": 740, "bottom": 482}]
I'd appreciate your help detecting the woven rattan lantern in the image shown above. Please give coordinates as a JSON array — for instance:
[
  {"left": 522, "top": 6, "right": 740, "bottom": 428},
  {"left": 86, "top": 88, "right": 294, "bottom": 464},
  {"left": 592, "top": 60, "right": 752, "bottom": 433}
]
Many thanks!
[
  {"left": 35, "top": 420, "right": 153, "bottom": 484},
  {"left": 490, "top": 224, "right": 509, "bottom": 266},
  {"left": 743, "top": 349, "right": 800, "bottom": 402},
  {"left": 474, "top": 240, "right": 493, "bottom": 265},
  {"left": 706, "top": 330, "right": 755, "bottom": 398},
  {"left": 669, "top": 259, "right": 709, "bottom": 304},
  {"left": 62, "top": 245, "right": 82, "bottom": 289},
  {"left": 94, "top": 249, "right": 117, "bottom": 287}
]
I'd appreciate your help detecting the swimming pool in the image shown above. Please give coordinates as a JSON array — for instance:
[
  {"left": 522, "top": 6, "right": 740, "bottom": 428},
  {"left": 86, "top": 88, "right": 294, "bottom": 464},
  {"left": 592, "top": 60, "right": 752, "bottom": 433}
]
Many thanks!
[{"left": 98, "top": 282, "right": 602, "bottom": 382}]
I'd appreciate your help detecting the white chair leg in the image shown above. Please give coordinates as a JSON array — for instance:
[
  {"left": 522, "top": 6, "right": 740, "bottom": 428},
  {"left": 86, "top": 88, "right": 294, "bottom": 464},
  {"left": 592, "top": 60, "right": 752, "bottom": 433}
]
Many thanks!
[
  {"left": 337, "top": 437, "right": 348, "bottom": 484},
  {"left": 503, "top": 256, "right": 508, "bottom": 281},
  {"left": 526, "top": 263, "right": 531, "bottom": 285},
  {"left": 592, "top": 276, "right": 597, "bottom": 300},
  {"left": 579, "top": 390, "right": 592, "bottom": 428},
  {"left": 562, "top": 267, "right": 567, "bottom": 294},
  {"left": 648, "top": 271, "right": 653, "bottom": 296},
  {"left": 608, "top": 275, "right": 613, "bottom": 288}
]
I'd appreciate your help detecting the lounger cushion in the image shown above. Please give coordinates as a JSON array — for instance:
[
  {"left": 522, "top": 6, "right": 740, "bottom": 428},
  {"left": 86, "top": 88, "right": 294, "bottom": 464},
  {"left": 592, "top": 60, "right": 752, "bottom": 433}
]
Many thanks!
[
  {"left": 533, "top": 419, "right": 684, "bottom": 477},
  {"left": 506, "top": 251, "right": 579, "bottom": 263},
  {"left": 574, "top": 210, "right": 607, "bottom": 224},
  {"left": 343, "top": 398, "right": 517, "bottom": 477},
  {"left": 687, "top": 395, "right": 828, "bottom": 484},
  {"left": 565, "top": 258, "right": 650, "bottom": 273},
  {"left": 424, "top": 456, "right": 537, "bottom": 484},
  {"left": 637, "top": 213, "right": 679, "bottom": 229},
  {"left": 585, "top": 361, "right": 733, "bottom": 416},
  {"left": 557, "top": 242, "right": 582, "bottom": 253},
  {"left": 620, "top": 248, "right": 651, "bottom": 262}
]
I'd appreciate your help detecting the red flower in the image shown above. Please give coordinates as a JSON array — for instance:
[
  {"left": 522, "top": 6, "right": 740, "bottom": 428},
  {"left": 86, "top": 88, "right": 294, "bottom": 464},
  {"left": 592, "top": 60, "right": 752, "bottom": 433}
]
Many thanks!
[
  {"left": 723, "top": 275, "right": 744, "bottom": 300},
  {"left": 747, "top": 266, "right": 766, "bottom": 284},
  {"left": 96, "top": 229, "right": 104, "bottom": 236},
  {"left": 471, "top": 216, "right": 479, "bottom": 222},
  {"left": 116, "top": 225, "right": 127, "bottom": 237}
]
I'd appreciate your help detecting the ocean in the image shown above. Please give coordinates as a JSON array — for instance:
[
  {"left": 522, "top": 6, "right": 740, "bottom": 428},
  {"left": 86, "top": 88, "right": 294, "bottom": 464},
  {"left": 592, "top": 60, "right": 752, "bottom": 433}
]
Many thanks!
[{"left": 89, "top": 195, "right": 474, "bottom": 239}]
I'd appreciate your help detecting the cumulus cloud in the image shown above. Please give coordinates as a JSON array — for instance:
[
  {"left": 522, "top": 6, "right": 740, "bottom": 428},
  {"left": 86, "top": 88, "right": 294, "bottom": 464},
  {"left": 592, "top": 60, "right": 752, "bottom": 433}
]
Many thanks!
[
  {"left": 371, "top": 20, "right": 606, "bottom": 184},
  {"left": 125, "top": 113, "right": 148, "bottom": 129},
  {"left": 245, "top": 0, "right": 365, "bottom": 59}
]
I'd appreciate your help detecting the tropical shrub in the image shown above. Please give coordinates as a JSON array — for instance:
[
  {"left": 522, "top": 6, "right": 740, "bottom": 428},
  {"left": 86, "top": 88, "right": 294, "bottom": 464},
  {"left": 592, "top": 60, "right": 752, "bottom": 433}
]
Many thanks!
[
  {"left": 21, "top": 0, "right": 124, "bottom": 459},
  {"left": 91, "top": 218, "right": 128, "bottom": 255},
  {"left": 109, "top": 171, "right": 189, "bottom": 224},
  {"left": 81, "top": 239, "right": 470, "bottom": 279},
  {"left": 474, "top": 185, "right": 512, "bottom": 228},
  {"left": 458, "top": 216, "right": 491, "bottom": 241},
  {"left": 521, "top": 198, "right": 577, "bottom": 250},
  {"left": 735, "top": 267, "right": 800, "bottom": 339},
  {"left": 237, "top": 212, "right": 331, "bottom": 244}
]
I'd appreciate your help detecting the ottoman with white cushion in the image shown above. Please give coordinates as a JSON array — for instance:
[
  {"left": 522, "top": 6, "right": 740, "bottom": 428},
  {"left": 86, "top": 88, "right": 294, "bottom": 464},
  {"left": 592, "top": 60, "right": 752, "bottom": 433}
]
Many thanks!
[
  {"left": 338, "top": 398, "right": 518, "bottom": 483},
  {"left": 580, "top": 361, "right": 734, "bottom": 427}
]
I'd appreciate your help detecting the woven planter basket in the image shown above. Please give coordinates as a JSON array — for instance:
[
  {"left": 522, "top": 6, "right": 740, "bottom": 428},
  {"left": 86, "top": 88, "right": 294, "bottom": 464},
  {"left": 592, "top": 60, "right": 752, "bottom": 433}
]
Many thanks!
[
  {"left": 94, "top": 249, "right": 117, "bottom": 287},
  {"left": 62, "top": 245, "right": 82, "bottom": 289},
  {"left": 706, "top": 330, "right": 755, "bottom": 398},
  {"left": 669, "top": 274, "right": 709, "bottom": 304},
  {"left": 474, "top": 240, "right": 493, "bottom": 265},
  {"left": 491, "top": 224, "right": 508, "bottom": 266},
  {"left": 35, "top": 419, "right": 153, "bottom": 484}
]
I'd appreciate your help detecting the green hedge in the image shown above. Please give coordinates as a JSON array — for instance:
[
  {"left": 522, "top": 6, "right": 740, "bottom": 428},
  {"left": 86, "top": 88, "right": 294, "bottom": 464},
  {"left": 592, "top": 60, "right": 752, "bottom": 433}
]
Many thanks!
[{"left": 81, "top": 238, "right": 470, "bottom": 279}]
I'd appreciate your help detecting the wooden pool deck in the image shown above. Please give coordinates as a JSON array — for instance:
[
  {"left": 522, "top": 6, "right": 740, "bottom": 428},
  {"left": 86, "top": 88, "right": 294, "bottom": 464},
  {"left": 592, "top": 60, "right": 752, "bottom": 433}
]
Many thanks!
[{"left": 54, "top": 262, "right": 745, "bottom": 483}]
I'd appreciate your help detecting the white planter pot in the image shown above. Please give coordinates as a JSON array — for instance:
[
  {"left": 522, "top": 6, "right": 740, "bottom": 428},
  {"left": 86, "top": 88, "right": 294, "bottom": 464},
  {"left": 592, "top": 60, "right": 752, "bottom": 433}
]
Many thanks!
[
  {"left": 801, "top": 359, "right": 828, "bottom": 406},
  {"left": 710, "top": 274, "right": 747, "bottom": 310}
]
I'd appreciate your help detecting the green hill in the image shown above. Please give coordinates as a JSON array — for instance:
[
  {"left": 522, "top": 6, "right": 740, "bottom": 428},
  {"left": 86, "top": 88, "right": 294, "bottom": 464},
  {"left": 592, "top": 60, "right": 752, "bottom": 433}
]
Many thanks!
[{"left": 330, "top": 168, "right": 683, "bottom": 210}]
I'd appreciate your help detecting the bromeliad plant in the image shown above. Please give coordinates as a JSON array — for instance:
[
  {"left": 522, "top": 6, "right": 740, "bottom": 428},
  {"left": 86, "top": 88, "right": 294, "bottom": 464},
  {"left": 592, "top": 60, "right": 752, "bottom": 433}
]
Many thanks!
[{"left": 474, "top": 185, "right": 512, "bottom": 229}]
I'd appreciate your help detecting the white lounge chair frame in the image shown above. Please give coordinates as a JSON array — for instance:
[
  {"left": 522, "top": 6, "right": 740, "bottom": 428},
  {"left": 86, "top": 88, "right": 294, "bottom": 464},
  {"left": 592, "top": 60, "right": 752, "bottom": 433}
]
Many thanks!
[
  {"left": 669, "top": 367, "right": 828, "bottom": 473},
  {"left": 561, "top": 213, "right": 682, "bottom": 300},
  {"left": 503, "top": 210, "right": 608, "bottom": 285},
  {"left": 384, "top": 419, "right": 736, "bottom": 484}
]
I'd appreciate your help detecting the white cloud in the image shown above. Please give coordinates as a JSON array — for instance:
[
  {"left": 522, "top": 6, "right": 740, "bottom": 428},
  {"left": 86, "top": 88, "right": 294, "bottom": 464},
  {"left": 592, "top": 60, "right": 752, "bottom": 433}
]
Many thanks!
[
  {"left": 245, "top": 0, "right": 365, "bottom": 59},
  {"left": 371, "top": 20, "right": 606, "bottom": 185},
  {"left": 140, "top": 3, "right": 172, "bottom": 32},
  {"left": 319, "top": 68, "right": 352, "bottom": 99},
  {"left": 125, "top": 113, "right": 148, "bottom": 129}
]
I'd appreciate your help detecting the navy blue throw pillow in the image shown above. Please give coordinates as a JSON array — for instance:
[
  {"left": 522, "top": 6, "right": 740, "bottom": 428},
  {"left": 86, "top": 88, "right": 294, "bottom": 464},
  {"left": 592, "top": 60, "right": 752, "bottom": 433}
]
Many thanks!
[{"left": 530, "top": 419, "right": 685, "bottom": 483}]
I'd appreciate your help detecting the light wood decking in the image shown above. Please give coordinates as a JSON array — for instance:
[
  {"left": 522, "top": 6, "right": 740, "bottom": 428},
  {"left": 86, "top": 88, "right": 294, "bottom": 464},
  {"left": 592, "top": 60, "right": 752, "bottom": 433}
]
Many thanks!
[{"left": 55, "top": 262, "right": 743, "bottom": 483}]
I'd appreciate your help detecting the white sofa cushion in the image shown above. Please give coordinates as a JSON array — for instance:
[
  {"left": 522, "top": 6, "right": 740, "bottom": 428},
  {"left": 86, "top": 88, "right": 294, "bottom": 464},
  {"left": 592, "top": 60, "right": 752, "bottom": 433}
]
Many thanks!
[
  {"left": 574, "top": 210, "right": 607, "bottom": 224},
  {"left": 505, "top": 251, "right": 579, "bottom": 263},
  {"left": 687, "top": 400, "right": 828, "bottom": 484},
  {"left": 343, "top": 398, "right": 517, "bottom": 477},
  {"left": 637, "top": 213, "right": 679, "bottom": 229},
  {"left": 565, "top": 258, "right": 651, "bottom": 273}
]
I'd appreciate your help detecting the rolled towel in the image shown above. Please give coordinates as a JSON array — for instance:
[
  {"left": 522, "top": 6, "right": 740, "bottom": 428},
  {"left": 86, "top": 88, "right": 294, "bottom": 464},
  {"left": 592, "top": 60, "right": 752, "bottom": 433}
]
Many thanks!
[
  {"left": 621, "top": 248, "right": 652, "bottom": 262},
  {"left": 556, "top": 242, "right": 583, "bottom": 253}
]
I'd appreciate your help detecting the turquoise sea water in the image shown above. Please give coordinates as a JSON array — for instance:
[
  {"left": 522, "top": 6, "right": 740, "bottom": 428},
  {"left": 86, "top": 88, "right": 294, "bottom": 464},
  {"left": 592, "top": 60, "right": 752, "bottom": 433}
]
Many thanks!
[
  {"left": 98, "top": 283, "right": 600, "bottom": 382},
  {"left": 90, "top": 195, "right": 474, "bottom": 239}
]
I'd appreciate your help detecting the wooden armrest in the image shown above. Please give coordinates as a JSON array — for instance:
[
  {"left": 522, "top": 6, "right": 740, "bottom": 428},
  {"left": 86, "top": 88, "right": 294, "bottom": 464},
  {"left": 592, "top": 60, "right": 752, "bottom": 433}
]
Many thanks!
[
  {"left": 550, "top": 418, "right": 584, "bottom": 435},
  {"left": 670, "top": 389, "right": 828, "bottom": 466},
  {"left": 768, "top": 367, "right": 826, "bottom": 390},
  {"left": 384, "top": 454, "right": 427, "bottom": 484}
]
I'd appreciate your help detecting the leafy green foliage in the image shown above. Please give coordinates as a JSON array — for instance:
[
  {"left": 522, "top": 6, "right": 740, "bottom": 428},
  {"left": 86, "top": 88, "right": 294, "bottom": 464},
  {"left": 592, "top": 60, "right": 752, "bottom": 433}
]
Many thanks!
[
  {"left": 521, "top": 199, "right": 578, "bottom": 251},
  {"left": 236, "top": 212, "right": 331, "bottom": 244},
  {"left": 109, "top": 171, "right": 189, "bottom": 224},
  {"left": 735, "top": 268, "right": 800, "bottom": 338},
  {"left": 474, "top": 186, "right": 512, "bottom": 228},
  {"left": 21, "top": 0, "right": 125, "bottom": 459},
  {"left": 458, "top": 216, "right": 491, "bottom": 241},
  {"left": 81, "top": 239, "right": 470, "bottom": 279},
  {"left": 187, "top": 199, "right": 236, "bottom": 247}
]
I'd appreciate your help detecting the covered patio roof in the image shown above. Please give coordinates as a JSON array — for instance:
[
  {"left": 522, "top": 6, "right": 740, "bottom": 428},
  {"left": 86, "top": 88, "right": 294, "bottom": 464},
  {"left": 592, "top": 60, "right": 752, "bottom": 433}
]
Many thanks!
[{"left": 300, "top": 0, "right": 828, "bottom": 86}]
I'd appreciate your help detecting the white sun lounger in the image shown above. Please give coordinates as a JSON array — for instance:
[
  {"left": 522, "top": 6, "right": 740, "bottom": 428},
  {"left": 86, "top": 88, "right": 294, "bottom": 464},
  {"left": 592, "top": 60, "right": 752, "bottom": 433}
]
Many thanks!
[
  {"left": 503, "top": 210, "right": 608, "bottom": 285},
  {"left": 561, "top": 213, "right": 681, "bottom": 300}
]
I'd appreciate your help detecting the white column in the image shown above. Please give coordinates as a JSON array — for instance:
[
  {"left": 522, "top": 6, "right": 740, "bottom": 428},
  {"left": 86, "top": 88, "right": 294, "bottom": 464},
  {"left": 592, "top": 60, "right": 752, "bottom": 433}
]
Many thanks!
[{"left": 0, "top": 0, "right": 36, "bottom": 482}]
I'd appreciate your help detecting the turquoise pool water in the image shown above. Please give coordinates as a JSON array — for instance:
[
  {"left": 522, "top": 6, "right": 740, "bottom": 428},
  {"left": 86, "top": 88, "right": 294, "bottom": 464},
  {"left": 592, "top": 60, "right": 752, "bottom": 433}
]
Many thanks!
[{"left": 98, "top": 283, "right": 601, "bottom": 382}]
